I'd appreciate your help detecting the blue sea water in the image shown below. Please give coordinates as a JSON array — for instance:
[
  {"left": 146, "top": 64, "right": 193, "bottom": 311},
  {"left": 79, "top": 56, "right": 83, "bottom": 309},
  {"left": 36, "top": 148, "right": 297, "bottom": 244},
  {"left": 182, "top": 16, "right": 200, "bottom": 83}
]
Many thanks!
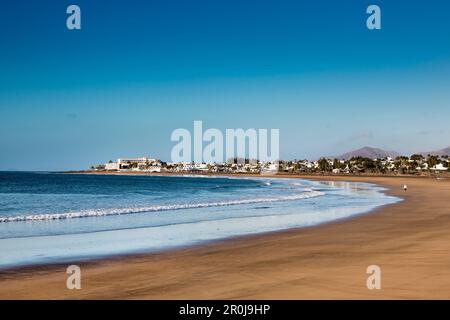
[{"left": 0, "top": 172, "right": 400, "bottom": 268}]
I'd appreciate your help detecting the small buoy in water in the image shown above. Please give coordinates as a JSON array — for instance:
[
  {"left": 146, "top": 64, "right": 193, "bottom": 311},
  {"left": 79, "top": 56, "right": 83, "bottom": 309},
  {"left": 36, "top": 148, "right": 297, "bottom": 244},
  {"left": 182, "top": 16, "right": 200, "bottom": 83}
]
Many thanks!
[{"left": 403, "top": 185, "right": 408, "bottom": 191}]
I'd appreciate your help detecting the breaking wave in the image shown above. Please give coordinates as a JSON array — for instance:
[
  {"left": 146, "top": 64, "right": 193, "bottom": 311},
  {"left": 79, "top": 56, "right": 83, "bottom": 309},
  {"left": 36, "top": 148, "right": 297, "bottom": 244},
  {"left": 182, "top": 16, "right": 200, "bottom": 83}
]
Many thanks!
[{"left": 0, "top": 190, "right": 324, "bottom": 223}]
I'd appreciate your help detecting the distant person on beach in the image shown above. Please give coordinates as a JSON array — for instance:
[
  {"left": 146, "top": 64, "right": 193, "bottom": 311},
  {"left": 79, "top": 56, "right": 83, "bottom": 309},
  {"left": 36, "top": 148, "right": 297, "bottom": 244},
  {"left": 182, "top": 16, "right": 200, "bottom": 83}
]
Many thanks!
[{"left": 404, "top": 185, "right": 408, "bottom": 191}]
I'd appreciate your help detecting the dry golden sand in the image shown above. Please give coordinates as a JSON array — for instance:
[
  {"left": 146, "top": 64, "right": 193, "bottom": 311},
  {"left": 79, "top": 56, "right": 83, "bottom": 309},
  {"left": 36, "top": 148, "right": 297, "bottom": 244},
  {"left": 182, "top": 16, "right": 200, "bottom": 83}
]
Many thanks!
[{"left": 0, "top": 176, "right": 449, "bottom": 299}]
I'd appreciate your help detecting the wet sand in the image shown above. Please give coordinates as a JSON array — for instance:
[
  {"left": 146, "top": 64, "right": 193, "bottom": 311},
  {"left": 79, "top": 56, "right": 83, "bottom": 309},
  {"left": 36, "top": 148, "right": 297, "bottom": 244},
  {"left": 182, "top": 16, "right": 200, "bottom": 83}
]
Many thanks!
[{"left": 1, "top": 175, "right": 449, "bottom": 299}]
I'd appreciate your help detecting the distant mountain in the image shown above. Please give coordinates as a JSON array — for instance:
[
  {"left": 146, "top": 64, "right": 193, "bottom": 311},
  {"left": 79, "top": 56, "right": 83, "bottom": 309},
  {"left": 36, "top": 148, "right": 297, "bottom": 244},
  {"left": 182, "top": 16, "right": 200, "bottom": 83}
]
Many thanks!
[
  {"left": 337, "top": 147, "right": 400, "bottom": 160},
  {"left": 420, "top": 146, "right": 450, "bottom": 157}
]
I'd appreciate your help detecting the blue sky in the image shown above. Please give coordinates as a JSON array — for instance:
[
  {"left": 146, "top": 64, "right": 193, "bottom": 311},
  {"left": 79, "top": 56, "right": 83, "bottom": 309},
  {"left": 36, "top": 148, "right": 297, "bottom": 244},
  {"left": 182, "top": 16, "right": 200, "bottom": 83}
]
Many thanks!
[{"left": 1, "top": 0, "right": 450, "bottom": 170}]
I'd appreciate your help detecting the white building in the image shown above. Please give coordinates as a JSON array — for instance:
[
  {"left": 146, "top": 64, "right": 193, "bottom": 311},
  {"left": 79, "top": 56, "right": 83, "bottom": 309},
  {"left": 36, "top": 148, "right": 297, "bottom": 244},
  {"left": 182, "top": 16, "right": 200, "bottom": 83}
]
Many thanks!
[
  {"left": 194, "top": 163, "right": 209, "bottom": 171},
  {"left": 118, "top": 157, "right": 154, "bottom": 169},
  {"left": 261, "top": 162, "right": 279, "bottom": 174},
  {"left": 105, "top": 162, "right": 119, "bottom": 171},
  {"left": 432, "top": 163, "right": 447, "bottom": 171},
  {"left": 104, "top": 157, "right": 157, "bottom": 171}
]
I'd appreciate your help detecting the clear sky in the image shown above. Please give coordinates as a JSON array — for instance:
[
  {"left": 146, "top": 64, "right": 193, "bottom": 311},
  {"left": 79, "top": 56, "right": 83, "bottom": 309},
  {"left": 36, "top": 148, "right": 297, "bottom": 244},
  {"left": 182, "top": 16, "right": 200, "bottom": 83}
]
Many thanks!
[{"left": 1, "top": 0, "right": 450, "bottom": 170}]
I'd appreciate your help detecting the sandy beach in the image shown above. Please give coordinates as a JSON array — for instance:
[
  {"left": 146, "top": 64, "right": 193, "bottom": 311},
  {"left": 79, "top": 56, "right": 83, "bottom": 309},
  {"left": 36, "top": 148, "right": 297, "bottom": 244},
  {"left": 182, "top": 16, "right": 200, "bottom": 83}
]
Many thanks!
[{"left": 0, "top": 175, "right": 449, "bottom": 299}]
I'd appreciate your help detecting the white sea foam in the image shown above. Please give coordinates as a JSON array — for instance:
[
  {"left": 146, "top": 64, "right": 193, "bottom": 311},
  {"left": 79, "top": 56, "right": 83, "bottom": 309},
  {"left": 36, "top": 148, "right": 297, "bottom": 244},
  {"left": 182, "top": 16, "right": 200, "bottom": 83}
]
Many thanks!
[{"left": 0, "top": 190, "right": 324, "bottom": 223}]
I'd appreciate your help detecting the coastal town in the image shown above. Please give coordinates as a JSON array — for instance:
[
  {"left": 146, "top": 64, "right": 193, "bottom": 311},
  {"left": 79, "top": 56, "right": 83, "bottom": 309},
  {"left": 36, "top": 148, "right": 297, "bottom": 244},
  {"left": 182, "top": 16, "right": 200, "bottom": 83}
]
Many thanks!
[{"left": 90, "top": 149, "right": 450, "bottom": 176}]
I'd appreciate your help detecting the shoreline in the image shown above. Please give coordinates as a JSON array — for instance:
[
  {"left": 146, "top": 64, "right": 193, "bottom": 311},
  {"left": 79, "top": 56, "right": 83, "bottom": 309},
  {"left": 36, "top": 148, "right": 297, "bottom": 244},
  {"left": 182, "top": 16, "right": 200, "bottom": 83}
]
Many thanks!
[
  {"left": 1, "top": 175, "right": 449, "bottom": 299},
  {"left": 0, "top": 179, "right": 396, "bottom": 272},
  {"left": 0, "top": 174, "right": 395, "bottom": 270},
  {"left": 64, "top": 169, "right": 449, "bottom": 179}
]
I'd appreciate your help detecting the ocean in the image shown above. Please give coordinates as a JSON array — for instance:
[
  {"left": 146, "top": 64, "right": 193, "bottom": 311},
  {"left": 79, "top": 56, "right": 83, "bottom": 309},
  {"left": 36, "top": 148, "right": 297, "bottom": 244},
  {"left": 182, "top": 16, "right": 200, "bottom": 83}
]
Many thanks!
[{"left": 0, "top": 172, "right": 400, "bottom": 268}]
